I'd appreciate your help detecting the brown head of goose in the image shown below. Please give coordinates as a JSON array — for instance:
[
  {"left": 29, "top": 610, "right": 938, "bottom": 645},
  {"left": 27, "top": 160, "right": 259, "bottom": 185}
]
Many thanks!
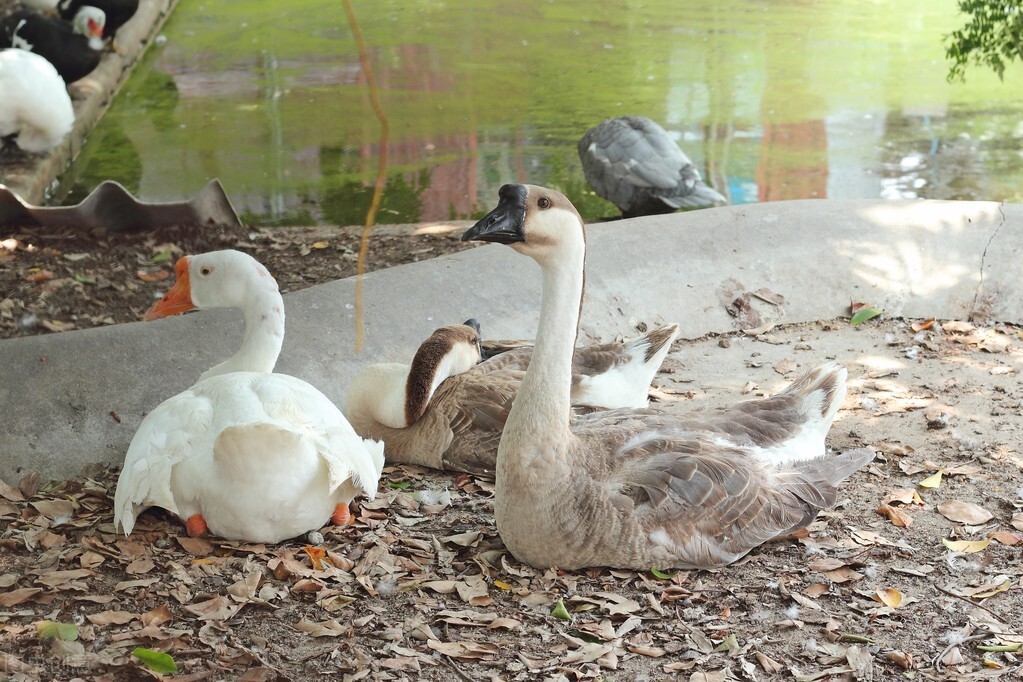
[
  {"left": 460, "top": 184, "right": 873, "bottom": 570},
  {"left": 345, "top": 318, "right": 679, "bottom": 476}
]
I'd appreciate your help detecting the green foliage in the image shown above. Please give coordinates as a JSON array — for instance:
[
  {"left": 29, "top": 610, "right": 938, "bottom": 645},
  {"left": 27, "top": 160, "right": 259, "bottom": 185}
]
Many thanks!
[
  {"left": 550, "top": 598, "right": 572, "bottom": 621},
  {"left": 132, "top": 647, "right": 178, "bottom": 673},
  {"left": 36, "top": 621, "right": 78, "bottom": 641},
  {"left": 850, "top": 307, "right": 884, "bottom": 325},
  {"left": 945, "top": 0, "right": 1023, "bottom": 81}
]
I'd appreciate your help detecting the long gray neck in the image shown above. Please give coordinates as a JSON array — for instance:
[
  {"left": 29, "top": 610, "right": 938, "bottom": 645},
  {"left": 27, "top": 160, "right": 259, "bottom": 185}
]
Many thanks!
[{"left": 199, "top": 289, "right": 285, "bottom": 381}]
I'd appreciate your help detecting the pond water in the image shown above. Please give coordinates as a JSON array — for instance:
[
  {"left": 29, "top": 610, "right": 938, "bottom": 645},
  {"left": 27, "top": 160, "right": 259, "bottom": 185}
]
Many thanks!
[{"left": 59, "top": 0, "right": 1023, "bottom": 225}]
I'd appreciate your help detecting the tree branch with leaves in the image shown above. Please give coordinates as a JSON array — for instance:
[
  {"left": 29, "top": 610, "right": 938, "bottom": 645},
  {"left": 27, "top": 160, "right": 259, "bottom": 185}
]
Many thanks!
[{"left": 945, "top": 0, "right": 1023, "bottom": 81}]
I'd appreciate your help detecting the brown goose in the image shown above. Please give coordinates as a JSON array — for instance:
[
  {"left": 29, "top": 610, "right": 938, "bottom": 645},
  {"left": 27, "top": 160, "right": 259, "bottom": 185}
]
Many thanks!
[
  {"left": 345, "top": 320, "right": 679, "bottom": 476},
  {"left": 460, "top": 184, "right": 873, "bottom": 570}
]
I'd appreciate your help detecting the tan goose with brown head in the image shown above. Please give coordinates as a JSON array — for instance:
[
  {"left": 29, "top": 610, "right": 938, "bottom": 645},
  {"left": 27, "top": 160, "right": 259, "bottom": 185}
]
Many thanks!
[
  {"left": 460, "top": 184, "right": 873, "bottom": 570},
  {"left": 345, "top": 319, "right": 678, "bottom": 476}
]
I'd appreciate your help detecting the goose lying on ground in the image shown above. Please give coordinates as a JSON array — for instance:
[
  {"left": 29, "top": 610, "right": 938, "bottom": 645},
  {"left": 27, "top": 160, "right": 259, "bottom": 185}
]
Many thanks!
[
  {"left": 347, "top": 319, "right": 678, "bottom": 476},
  {"left": 461, "top": 184, "right": 873, "bottom": 570},
  {"left": 113, "top": 249, "right": 384, "bottom": 543},
  {"left": 579, "top": 116, "right": 726, "bottom": 218},
  {"left": 0, "top": 7, "right": 105, "bottom": 83},
  {"left": 0, "top": 48, "right": 73, "bottom": 153}
]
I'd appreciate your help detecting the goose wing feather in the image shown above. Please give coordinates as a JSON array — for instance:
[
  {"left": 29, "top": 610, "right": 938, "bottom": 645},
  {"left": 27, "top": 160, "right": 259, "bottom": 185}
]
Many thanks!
[
  {"left": 569, "top": 410, "right": 873, "bottom": 567},
  {"left": 113, "top": 390, "right": 215, "bottom": 535},
  {"left": 435, "top": 368, "right": 523, "bottom": 475},
  {"left": 245, "top": 374, "right": 383, "bottom": 495}
]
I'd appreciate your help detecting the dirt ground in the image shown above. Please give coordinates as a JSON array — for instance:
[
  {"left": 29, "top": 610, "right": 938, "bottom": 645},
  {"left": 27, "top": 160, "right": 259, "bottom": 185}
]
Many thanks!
[
  {"left": 0, "top": 221, "right": 477, "bottom": 339},
  {"left": 1, "top": 223, "right": 1022, "bottom": 681}
]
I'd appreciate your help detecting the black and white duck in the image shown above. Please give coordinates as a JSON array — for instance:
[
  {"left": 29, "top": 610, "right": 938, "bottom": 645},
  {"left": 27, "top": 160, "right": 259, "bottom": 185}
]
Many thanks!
[
  {"left": 0, "top": 7, "right": 105, "bottom": 83},
  {"left": 58, "top": 0, "right": 138, "bottom": 39}
]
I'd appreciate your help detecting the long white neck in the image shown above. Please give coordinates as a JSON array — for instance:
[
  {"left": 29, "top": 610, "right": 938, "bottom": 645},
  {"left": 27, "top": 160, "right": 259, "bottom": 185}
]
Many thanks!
[
  {"left": 198, "top": 289, "right": 284, "bottom": 382},
  {"left": 503, "top": 238, "right": 585, "bottom": 449}
]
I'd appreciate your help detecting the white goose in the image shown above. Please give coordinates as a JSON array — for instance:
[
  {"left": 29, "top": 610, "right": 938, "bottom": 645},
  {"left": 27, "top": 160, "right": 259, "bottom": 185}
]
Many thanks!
[
  {"left": 346, "top": 319, "right": 679, "bottom": 475},
  {"left": 113, "top": 250, "right": 384, "bottom": 543},
  {"left": 0, "top": 48, "right": 73, "bottom": 153},
  {"left": 461, "top": 184, "right": 873, "bottom": 570}
]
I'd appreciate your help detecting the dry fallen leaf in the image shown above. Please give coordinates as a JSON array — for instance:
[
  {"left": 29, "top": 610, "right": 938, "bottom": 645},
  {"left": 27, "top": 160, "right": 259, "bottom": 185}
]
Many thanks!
[
  {"left": 773, "top": 357, "right": 798, "bottom": 375},
  {"left": 803, "top": 583, "right": 830, "bottom": 598},
  {"left": 40, "top": 320, "right": 76, "bottom": 333},
  {"left": 86, "top": 610, "right": 137, "bottom": 626},
  {"left": 937, "top": 500, "right": 994, "bottom": 525},
  {"left": 873, "top": 441, "right": 915, "bottom": 456},
  {"left": 961, "top": 580, "right": 1010, "bottom": 599},
  {"left": 427, "top": 639, "right": 501, "bottom": 660},
  {"left": 25, "top": 269, "right": 55, "bottom": 283},
  {"left": 874, "top": 587, "right": 904, "bottom": 608},
  {"left": 182, "top": 595, "right": 242, "bottom": 622},
  {"left": 1010, "top": 512, "right": 1023, "bottom": 532},
  {"left": 942, "top": 537, "right": 991, "bottom": 553},
  {"left": 911, "top": 319, "right": 935, "bottom": 332},
  {"left": 0, "top": 587, "right": 43, "bottom": 607},
  {"left": 876, "top": 504, "right": 913, "bottom": 527},
  {"left": 918, "top": 470, "right": 943, "bottom": 489},
  {"left": 989, "top": 531, "right": 1021, "bottom": 546},
  {"left": 294, "top": 617, "right": 347, "bottom": 637},
  {"left": 885, "top": 489, "right": 922, "bottom": 505},
  {"left": 884, "top": 650, "right": 914, "bottom": 670},
  {"left": 136, "top": 269, "right": 170, "bottom": 282}
]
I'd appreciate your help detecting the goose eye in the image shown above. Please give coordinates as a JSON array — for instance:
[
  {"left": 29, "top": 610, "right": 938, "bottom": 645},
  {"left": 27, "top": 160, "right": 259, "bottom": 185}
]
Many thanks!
[
  {"left": 537, "top": 197, "right": 551, "bottom": 209},
  {"left": 200, "top": 266, "right": 213, "bottom": 276}
]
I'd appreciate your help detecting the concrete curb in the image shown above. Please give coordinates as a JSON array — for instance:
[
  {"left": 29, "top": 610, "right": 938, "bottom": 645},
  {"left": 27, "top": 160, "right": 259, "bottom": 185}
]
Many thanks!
[
  {"left": 1, "top": 198, "right": 1020, "bottom": 482},
  {"left": 0, "top": 0, "right": 178, "bottom": 203}
]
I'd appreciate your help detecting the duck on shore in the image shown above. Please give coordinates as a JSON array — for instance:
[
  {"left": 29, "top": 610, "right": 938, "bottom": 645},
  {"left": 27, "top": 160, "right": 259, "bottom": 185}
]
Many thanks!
[
  {"left": 347, "top": 319, "right": 678, "bottom": 476},
  {"left": 460, "top": 184, "right": 872, "bottom": 570},
  {"left": 114, "top": 250, "right": 384, "bottom": 543},
  {"left": 0, "top": 47, "right": 74, "bottom": 152}
]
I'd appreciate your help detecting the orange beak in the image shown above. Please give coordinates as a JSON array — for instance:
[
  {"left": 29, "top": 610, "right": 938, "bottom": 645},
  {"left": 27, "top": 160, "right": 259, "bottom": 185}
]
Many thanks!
[{"left": 144, "top": 256, "right": 194, "bottom": 321}]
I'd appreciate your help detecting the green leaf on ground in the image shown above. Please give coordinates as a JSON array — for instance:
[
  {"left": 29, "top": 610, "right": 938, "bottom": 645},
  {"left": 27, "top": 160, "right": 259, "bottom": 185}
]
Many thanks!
[
  {"left": 850, "top": 307, "right": 883, "bottom": 325},
  {"left": 132, "top": 647, "right": 178, "bottom": 673},
  {"left": 550, "top": 598, "right": 571, "bottom": 621},
  {"left": 36, "top": 621, "right": 78, "bottom": 641}
]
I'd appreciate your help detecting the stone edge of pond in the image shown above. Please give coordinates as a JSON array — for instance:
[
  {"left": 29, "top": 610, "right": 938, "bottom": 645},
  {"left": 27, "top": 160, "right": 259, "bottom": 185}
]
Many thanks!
[{"left": 0, "top": 0, "right": 179, "bottom": 205}]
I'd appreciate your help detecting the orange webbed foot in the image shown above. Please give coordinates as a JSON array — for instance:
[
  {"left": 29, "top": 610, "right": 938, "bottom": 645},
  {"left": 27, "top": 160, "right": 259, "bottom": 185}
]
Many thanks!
[
  {"left": 330, "top": 503, "right": 351, "bottom": 526},
  {"left": 185, "top": 514, "right": 208, "bottom": 537}
]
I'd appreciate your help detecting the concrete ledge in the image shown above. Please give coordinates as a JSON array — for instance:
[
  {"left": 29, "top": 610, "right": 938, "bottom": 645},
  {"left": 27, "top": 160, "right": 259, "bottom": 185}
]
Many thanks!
[
  {"left": 0, "top": 0, "right": 177, "bottom": 203},
  {"left": 0, "top": 199, "right": 1019, "bottom": 481}
]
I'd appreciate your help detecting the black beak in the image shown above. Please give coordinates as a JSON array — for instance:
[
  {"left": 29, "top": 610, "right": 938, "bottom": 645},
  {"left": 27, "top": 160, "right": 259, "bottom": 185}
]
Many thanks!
[{"left": 461, "top": 184, "right": 527, "bottom": 244}]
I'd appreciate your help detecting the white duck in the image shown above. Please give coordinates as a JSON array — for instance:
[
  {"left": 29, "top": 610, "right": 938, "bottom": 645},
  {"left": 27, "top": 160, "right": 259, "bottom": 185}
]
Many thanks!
[
  {"left": 113, "top": 250, "right": 384, "bottom": 543},
  {"left": 0, "top": 48, "right": 73, "bottom": 153},
  {"left": 461, "top": 184, "right": 873, "bottom": 570},
  {"left": 346, "top": 319, "right": 679, "bottom": 476},
  {"left": 579, "top": 116, "right": 726, "bottom": 218}
]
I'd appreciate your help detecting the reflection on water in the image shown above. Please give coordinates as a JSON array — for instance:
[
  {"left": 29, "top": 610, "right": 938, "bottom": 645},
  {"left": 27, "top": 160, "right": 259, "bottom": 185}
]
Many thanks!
[{"left": 59, "top": 0, "right": 1023, "bottom": 225}]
